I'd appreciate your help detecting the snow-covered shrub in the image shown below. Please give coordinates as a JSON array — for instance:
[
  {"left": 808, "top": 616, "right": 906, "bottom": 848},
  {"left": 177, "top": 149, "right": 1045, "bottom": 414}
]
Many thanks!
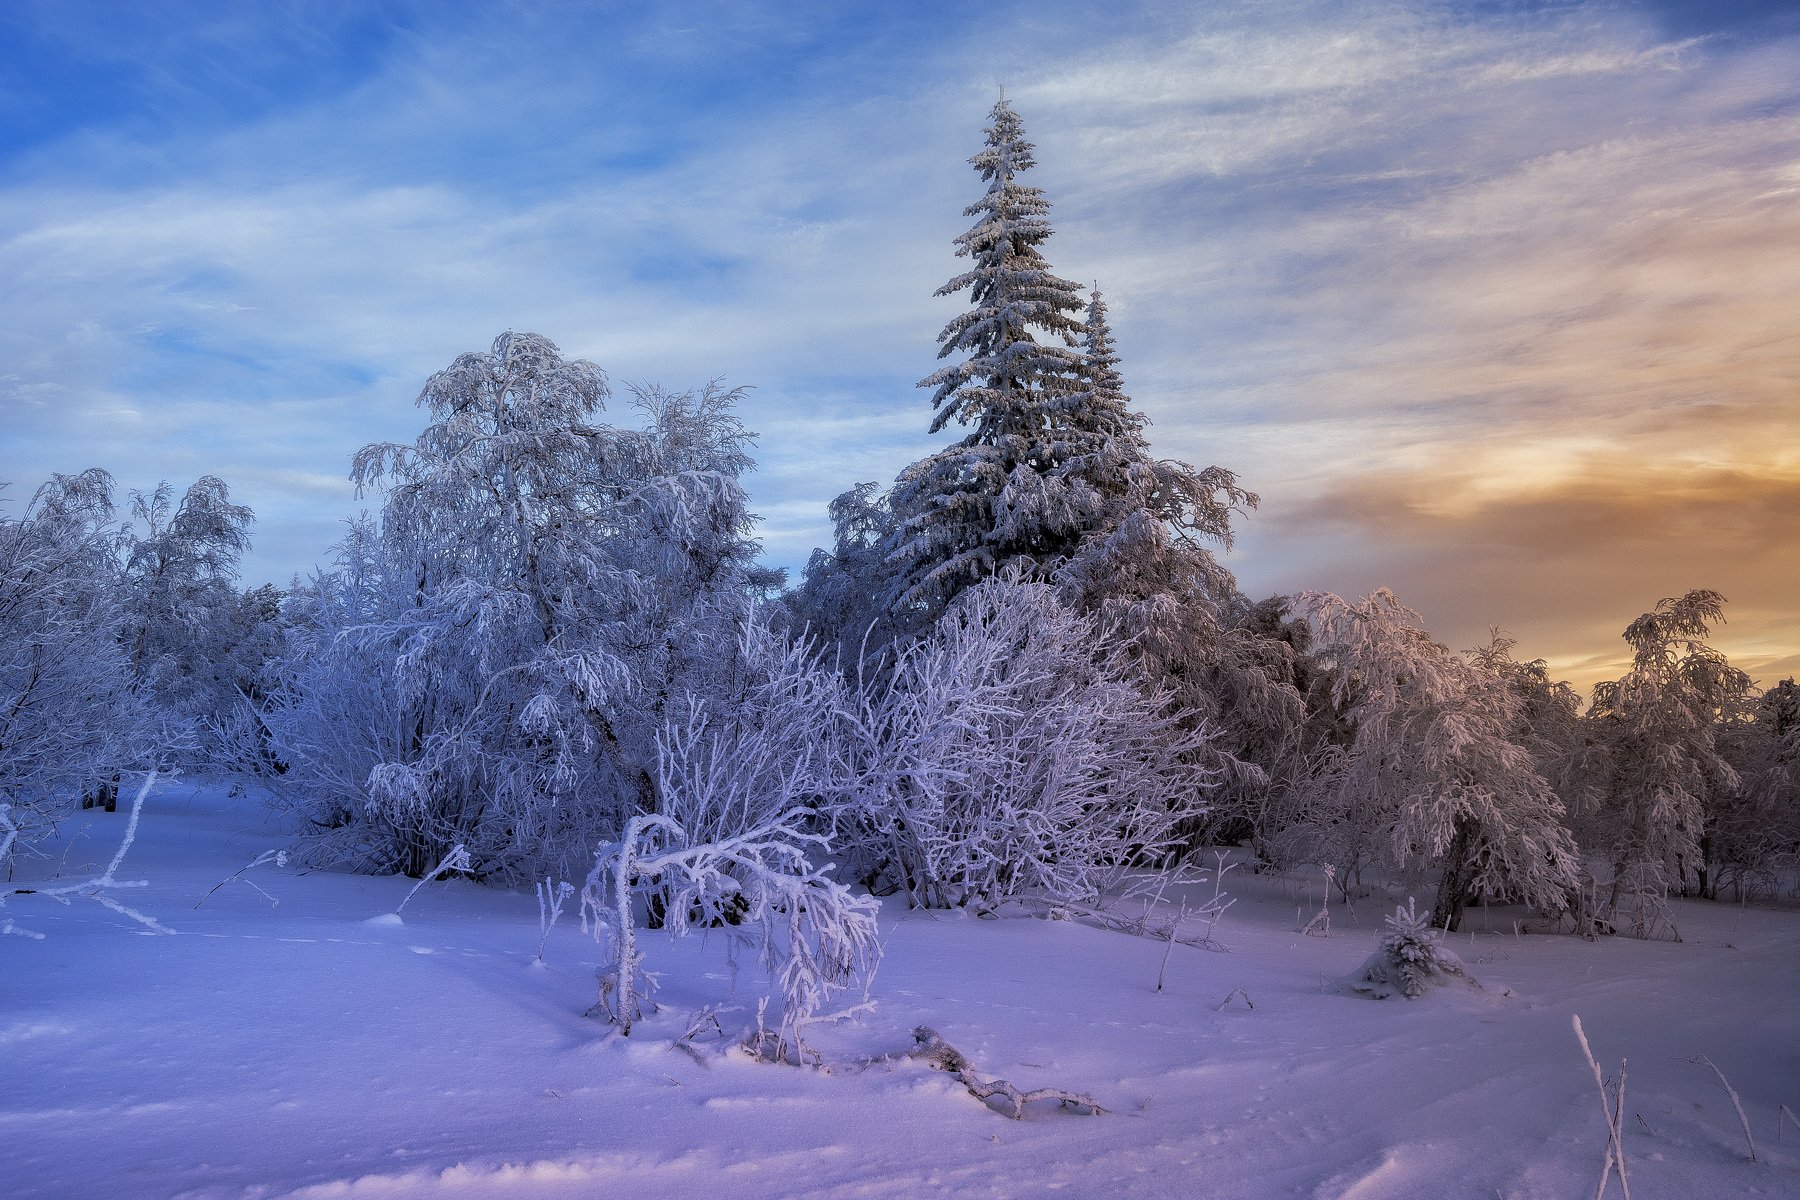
[
  {"left": 581, "top": 698, "right": 880, "bottom": 1061},
  {"left": 831, "top": 574, "right": 1216, "bottom": 909},
  {"left": 578, "top": 628, "right": 871, "bottom": 1050},
  {"left": 1347, "top": 899, "right": 1474, "bottom": 1000}
]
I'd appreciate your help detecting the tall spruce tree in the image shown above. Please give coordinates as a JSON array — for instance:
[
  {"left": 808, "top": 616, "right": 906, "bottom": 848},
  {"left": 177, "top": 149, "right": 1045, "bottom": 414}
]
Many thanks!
[{"left": 888, "top": 95, "right": 1091, "bottom": 624}]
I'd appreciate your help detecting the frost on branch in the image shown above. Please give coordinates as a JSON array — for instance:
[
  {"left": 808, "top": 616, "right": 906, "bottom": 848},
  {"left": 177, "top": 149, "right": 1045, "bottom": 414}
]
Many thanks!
[{"left": 1347, "top": 899, "right": 1476, "bottom": 1000}]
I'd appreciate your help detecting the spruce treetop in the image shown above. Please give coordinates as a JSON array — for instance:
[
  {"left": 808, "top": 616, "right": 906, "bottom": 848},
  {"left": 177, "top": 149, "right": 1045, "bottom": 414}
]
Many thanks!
[{"left": 921, "top": 96, "right": 1088, "bottom": 442}]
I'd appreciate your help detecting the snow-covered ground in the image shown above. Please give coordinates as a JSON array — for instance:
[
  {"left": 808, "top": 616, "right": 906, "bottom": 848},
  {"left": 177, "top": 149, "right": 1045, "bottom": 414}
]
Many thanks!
[{"left": 5, "top": 779, "right": 1797, "bottom": 1200}]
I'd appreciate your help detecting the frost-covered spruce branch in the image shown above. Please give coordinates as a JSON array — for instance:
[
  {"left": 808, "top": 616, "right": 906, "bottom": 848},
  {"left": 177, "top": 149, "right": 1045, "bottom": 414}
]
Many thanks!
[{"left": 2, "top": 771, "right": 170, "bottom": 938}]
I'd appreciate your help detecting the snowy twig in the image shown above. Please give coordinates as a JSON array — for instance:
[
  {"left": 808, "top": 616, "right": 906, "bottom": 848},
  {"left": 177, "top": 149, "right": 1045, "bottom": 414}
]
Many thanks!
[
  {"left": 1216, "top": 988, "right": 1254, "bottom": 1011},
  {"left": 1299, "top": 865, "right": 1334, "bottom": 937},
  {"left": 194, "top": 849, "right": 287, "bottom": 909},
  {"left": 534, "top": 877, "right": 574, "bottom": 962},
  {"left": 394, "top": 843, "right": 471, "bottom": 915},
  {"left": 1572, "top": 1014, "right": 1630, "bottom": 1200},
  {"left": 1780, "top": 1105, "right": 1800, "bottom": 1142},
  {"left": 1688, "top": 1056, "right": 1757, "bottom": 1163}
]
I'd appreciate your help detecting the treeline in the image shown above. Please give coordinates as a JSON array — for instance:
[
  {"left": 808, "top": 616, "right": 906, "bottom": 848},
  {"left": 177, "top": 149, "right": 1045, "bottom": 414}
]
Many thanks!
[{"left": 3, "top": 99, "right": 1795, "bottom": 958}]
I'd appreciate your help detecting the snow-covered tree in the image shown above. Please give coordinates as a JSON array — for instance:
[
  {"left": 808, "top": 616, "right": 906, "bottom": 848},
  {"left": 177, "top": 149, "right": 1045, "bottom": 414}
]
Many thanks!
[
  {"left": 1708, "top": 678, "right": 1799, "bottom": 900},
  {"left": 1347, "top": 898, "right": 1475, "bottom": 1000},
  {"left": 1283, "top": 590, "right": 1579, "bottom": 931},
  {"left": 875, "top": 96, "right": 1263, "bottom": 854},
  {"left": 0, "top": 471, "right": 154, "bottom": 854},
  {"left": 887, "top": 96, "right": 1092, "bottom": 623},
  {"left": 1030, "top": 288, "right": 1274, "bottom": 855},
  {"left": 829, "top": 573, "right": 1216, "bottom": 910},
  {"left": 1195, "top": 595, "right": 1322, "bottom": 859},
  {"left": 113, "top": 476, "right": 255, "bottom": 777},
  {"left": 784, "top": 482, "right": 900, "bottom": 668},
  {"left": 267, "top": 333, "right": 771, "bottom": 880},
  {"left": 1585, "top": 590, "right": 1755, "bottom": 924},
  {"left": 121, "top": 477, "right": 254, "bottom": 685}
]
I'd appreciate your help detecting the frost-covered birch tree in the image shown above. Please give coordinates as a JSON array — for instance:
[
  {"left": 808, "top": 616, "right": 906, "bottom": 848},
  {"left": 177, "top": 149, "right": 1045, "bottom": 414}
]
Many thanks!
[
  {"left": 266, "top": 332, "right": 771, "bottom": 879},
  {"left": 0, "top": 471, "right": 154, "bottom": 856},
  {"left": 1585, "top": 590, "right": 1754, "bottom": 923},
  {"left": 115, "top": 477, "right": 254, "bottom": 773}
]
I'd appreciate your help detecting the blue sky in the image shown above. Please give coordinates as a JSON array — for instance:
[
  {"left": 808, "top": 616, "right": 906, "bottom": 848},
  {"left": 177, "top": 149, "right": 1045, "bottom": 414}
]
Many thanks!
[{"left": 2, "top": 0, "right": 1796, "bottom": 690}]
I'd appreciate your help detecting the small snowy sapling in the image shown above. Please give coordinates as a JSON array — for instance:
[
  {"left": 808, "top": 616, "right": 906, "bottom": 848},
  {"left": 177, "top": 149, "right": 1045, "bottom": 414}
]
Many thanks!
[{"left": 1347, "top": 898, "right": 1475, "bottom": 1000}]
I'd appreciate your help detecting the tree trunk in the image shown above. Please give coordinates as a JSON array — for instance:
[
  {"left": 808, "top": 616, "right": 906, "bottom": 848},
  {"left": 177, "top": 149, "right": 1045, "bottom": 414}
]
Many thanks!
[{"left": 1430, "top": 815, "right": 1480, "bottom": 933}]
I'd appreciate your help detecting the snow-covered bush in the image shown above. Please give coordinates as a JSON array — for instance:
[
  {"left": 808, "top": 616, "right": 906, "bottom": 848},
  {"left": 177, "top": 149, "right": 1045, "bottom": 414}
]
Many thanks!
[
  {"left": 1347, "top": 899, "right": 1474, "bottom": 1000},
  {"left": 831, "top": 574, "right": 1216, "bottom": 909},
  {"left": 581, "top": 689, "right": 879, "bottom": 1061}
]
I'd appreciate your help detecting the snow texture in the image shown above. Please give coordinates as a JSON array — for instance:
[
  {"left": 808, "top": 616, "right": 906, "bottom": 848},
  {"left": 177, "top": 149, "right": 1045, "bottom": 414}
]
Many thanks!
[{"left": 5, "top": 778, "right": 1797, "bottom": 1199}]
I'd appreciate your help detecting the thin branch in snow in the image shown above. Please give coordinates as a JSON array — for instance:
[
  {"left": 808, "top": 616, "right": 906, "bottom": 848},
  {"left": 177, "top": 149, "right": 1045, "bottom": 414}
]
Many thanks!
[
  {"left": 1688, "top": 1055, "right": 1757, "bottom": 1163},
  {"left": 1572, "top": 1014, "right": 1631, "bottom": 1200},
  {"left": 908, "top": 1026, "right": 1103, "bottom": 1120},
  {"left": 394, "top": 843, "right": 471, "bottom": 915},
  {"left": 534, "top": 877, "right": 574, "bottom": 962},
  {"left": 195, "top": 849, "right": 286, "bottom": 909}
]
